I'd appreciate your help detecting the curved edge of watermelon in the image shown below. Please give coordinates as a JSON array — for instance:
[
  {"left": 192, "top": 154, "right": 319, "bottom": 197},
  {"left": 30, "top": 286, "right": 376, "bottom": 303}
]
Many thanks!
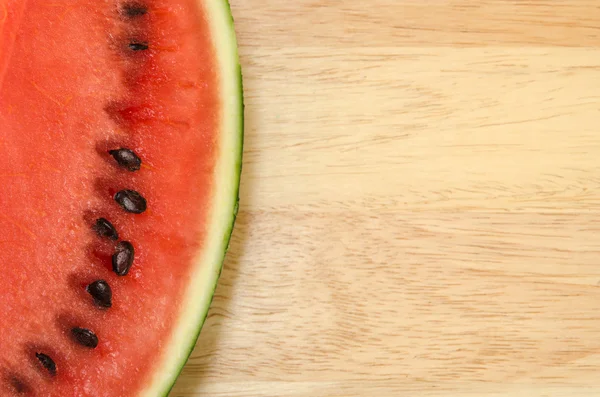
[{"left": 142, "top": 1, "right": 244, "bottom": 395}]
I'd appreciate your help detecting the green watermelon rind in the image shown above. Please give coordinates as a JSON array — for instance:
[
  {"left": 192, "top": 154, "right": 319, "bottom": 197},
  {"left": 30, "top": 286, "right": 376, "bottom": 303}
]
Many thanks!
[{"left": 142, "top": 0, "right": 244, "bottom": 395}]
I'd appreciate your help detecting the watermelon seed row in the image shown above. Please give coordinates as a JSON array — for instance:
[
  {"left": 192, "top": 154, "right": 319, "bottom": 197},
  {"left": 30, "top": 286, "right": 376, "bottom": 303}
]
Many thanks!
[
  {"left": 9, "top": 5, "right": 150, "bottom": 391},
  {"left": 68, "top": 148, "right": 146, "bottom": 353}
]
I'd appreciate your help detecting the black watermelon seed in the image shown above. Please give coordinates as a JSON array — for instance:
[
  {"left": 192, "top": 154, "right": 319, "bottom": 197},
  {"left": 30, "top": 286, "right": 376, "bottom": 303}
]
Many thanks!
[
  {"left": 114, "top": 190, "right": 147, "bottom": 214},
  {"left": 108, "top": 148, "right": 141, "bottom": 171},
  {"left": 129, "top": 42, "right": 149, "bottom": 51},
  {"left": 93, "top": 218, "right": 119, "bottom": 240},
  {"left": 71, "top": 328, "right": 98, "bottom": 349},
  {"left": 112, "top": 241, "right": 134, "bottom": 276},
  {"left": 86, "top": 280, "right": 113, "bottom": 308},
  {"left": 35, "top": 353, "right": 57, "bottom": 377},
  {"left": 122, "top": 3, "right": 148, "bottom": 17}
]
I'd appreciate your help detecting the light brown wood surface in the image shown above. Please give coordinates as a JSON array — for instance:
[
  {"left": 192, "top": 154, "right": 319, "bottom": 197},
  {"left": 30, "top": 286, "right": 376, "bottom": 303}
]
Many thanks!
[{"left": 171, "top": 1, "right": 600, "bottom": 396}]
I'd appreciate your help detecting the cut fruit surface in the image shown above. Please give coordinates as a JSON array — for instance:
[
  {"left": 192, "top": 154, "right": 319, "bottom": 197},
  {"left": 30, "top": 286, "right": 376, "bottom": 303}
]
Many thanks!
[{"left": 0, "top": 0, "right": 243, "bottom": 396}]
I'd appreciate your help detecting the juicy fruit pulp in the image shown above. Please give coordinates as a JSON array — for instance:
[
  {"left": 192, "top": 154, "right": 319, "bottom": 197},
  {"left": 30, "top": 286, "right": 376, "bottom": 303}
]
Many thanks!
[{"left": 0, "top": 0, "right": 241, "bottom": 395}]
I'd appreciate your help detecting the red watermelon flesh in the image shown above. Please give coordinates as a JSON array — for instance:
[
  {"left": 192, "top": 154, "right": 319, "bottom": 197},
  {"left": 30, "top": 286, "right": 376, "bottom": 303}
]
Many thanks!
[{"left": 0, "top": 0, "right": 242, "bottom": 396}]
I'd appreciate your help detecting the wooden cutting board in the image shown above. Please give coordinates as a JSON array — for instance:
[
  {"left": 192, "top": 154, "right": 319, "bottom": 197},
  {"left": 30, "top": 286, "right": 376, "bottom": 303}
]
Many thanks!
[{"left": 170, "top": 1, "right": 600, "bottom": 396}]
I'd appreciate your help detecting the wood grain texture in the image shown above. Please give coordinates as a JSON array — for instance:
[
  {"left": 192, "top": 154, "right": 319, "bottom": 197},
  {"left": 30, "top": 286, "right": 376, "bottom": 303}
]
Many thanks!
[{"left": 171, "top": 1, "right": 600, "bottom": 396}]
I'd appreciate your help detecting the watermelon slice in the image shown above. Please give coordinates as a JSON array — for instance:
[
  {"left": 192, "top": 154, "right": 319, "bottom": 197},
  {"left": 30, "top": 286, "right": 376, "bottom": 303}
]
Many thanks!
[{"left": 0, "top": 0, "right": 243, "bottom": 396}]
